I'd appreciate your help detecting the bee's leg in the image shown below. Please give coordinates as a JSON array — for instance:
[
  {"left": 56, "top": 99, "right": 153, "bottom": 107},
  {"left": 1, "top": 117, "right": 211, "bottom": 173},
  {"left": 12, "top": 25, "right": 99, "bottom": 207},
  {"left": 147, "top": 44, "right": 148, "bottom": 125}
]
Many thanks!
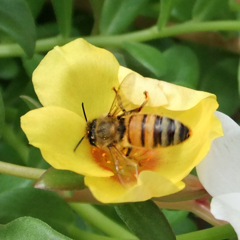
[
  {"left": 113, "top": 146, "right": 139, "bottom": 178},
  {"left": 112, "top": 87, "right": 127, "bottom": 114},
  {"left": 108, "top": 146, "right": 125, "bottom": 186},
  {"left": 108, "top": 146, "right": 139, "bottom": 187},
  {"left": 119, "top": 91, "right": 149, "bottom": 117}
]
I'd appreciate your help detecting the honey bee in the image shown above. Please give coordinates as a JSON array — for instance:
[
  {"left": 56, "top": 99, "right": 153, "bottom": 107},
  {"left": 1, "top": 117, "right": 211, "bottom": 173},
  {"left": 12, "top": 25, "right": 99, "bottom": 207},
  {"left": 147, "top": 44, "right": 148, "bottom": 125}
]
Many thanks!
[{"left": 75, "top": 75, "right": 191, "bottom": 186}]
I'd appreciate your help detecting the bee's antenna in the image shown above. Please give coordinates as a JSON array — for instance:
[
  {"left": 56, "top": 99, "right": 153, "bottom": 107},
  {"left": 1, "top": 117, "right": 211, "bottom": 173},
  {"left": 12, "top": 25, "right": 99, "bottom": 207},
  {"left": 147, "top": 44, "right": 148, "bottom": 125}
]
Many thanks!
[
  {"left": 82, "top": 102, "right": 88, "bottom": 122},
  {"left": 74, "top": 135, "right": 85, "bottom": 152},
  {"left": 74, "top": 103, "right": 87, "bottom": 152}
]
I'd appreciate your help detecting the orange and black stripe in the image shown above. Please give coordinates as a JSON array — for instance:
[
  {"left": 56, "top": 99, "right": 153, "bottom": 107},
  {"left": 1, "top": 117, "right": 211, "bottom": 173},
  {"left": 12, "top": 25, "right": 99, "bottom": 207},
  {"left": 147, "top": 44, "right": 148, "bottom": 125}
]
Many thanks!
[{"left": 125, "top": 114, "right": 190, "bottom": 148}]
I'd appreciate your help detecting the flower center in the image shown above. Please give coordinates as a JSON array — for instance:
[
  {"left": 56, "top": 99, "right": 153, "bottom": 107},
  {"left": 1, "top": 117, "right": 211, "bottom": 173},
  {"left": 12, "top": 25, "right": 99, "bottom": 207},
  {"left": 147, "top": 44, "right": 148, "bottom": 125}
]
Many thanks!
[{"left": 91, "top": 146, "right": 159, "bottom": 186}]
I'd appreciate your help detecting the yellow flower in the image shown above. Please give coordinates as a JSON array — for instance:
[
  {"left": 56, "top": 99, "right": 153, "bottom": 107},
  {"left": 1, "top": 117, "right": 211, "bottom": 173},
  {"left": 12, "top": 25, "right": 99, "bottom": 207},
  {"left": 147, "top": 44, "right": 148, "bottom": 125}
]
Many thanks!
[{"left": 21, "top": 39, "right": 223, "bottom": 203}]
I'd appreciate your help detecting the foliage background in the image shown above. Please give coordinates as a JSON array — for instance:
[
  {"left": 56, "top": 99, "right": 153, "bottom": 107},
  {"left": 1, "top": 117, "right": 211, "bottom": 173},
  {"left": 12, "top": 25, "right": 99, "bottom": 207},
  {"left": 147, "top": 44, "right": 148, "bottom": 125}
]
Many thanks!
[{"left": 0, "top": 0, "right": 239, "bottom": 239}]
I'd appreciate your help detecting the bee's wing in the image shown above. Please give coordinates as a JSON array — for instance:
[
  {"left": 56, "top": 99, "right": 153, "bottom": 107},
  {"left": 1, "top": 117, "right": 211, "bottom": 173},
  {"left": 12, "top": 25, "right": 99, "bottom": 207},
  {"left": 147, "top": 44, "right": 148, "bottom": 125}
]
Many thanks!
[
  {"left": 108, "top": 73, "right": 136, "bottom": 117},
  {"left": 108, "top": 146, "right": 138, "bottom": 187}
]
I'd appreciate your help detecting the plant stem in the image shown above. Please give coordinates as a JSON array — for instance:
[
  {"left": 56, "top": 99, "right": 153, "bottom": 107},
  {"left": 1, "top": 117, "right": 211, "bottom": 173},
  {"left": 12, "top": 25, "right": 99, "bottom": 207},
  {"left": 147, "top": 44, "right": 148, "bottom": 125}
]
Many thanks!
[
  {"left": 69, "top": 203, "right": 138, "bottom": 239},
  {"left": 155, "top": 200, "right": 225, "bottom": 226},
  {"left": 67, "top": 224, "right": 136, "bottom": 240},
  {"left": 86, "top": 21, "right": 240, "bottom": 47},
  {"left": 1, "top": 21, "right": 240, "bottom": 57},
  {"left": 0, "top": 161, "right": 45, "bottom": 180},
  {"left": 176, "top": 224, "right": 237, "bottom": 240}
]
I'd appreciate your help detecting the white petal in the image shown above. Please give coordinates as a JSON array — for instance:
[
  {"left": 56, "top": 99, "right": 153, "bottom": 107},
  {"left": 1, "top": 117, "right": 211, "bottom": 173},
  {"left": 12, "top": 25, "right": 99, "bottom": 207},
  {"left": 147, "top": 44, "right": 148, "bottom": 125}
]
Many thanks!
[
  {"left": 211, "top": 193, "right": 240, "bottom": 238},
  {"left": 197, "top": 111, "right": 240, "bottom": 196}
]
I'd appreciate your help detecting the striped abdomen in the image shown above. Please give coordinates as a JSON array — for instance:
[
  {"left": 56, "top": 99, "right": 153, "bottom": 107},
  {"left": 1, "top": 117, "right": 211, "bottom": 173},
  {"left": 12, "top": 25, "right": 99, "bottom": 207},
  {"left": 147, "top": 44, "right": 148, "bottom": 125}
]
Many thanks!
[{"left": 124, "top": 114, "right": 190, "bottom": 148}]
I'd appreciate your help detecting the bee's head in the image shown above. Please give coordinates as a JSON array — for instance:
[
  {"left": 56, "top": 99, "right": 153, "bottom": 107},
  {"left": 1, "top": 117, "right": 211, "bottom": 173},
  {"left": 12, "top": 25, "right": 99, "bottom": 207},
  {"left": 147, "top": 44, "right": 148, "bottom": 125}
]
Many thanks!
[{"left": 86, "top": 119, "right": 97, "bottom": 147}]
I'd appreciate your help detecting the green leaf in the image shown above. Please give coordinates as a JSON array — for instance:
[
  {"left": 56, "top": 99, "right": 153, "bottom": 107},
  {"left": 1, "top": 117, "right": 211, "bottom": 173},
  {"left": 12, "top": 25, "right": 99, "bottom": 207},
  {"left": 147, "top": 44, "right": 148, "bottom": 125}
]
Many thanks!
[
  {"left": 22, "top": 54, "right": 44, "bottom": 78},
  {"left": 0, "top": 188, "right": 75, "bottom": 235},
  {"left": 100, "top": 0, "right": 149, "bottom": 35},
  {"left": 123, "top": 42, "right": 166, "bottom": 78},
  {"left": 0, "top": 59, "right": 19, "bottom": 80},
  {"left": 51, "top": 0, "right": 73, "bottom": 38},
  {"left": 229, "top": 0, "right": 240, "bottom": 13},
  {"left": 200, "top": 58, "right": 239, "bottom": 115},
  {"left": 20, "top": 95, "right": 42, "bottom": 109},
  {"left": 238, "top": 58, "right": 240, "bottom": 100},
  {"left": 157, "top": 0, "right": 176, "bottom": 30},
  {"left": 162, "top": 45, "right": 199, "bottom": 88},
  {"left": 27, "top": 147, "right": 50, "bottom": 169},
  {"left": 25, "top": 0, "right": 46, "bottom": 19},
  {"left": 0, "top": 0, "right": 36, "bottom": 57},
  {"left": 173, "top": 217, "right": 197, "bottom": 235},
  {"left": 171, "top": 0, "right": 196, "bottom": 22},
  {"left": 115, "top": 200, "right": 176, "bottom": 240},
  {"left": 35, "top": 168, "right": 86, "bottom": 191},
  {"left": 89, "top": 0, "right": 105, "bottom": 35},
  {"left": 0, "top": 217, "right": 72, "bottom": 240},
  {"left": 0, "top": 142, "right": 23, "bottom": 165},
  {"left": 162, "top": 210, "right": 189, "bottom": 226},
  {"left": 0, "top": 91, "right": 4, "bottom": 138},
  {"left": 192, "top": 0, "right": 230, "bottom": 21},
  {"left": 0, "top": 175, "right": 32, "bottom": 194}
]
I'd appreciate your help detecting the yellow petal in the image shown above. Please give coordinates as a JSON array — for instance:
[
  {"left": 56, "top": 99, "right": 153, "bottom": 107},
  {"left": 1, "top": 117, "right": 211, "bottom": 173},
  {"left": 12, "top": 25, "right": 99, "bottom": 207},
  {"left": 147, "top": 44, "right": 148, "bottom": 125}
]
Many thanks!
[
  {"left": 151, "top": 99, "right": 222, "bottom": 183},
  {"left": 118, "top": 66, "right": 215, "bottom": 111},
  {"left": 33, "top": 39, "right": 119, "bottom": 120},
  {"left": 21, "top": 107, "right": 113, "bottom": 177},
  {"left": 85, "top": 171, "right": 185, "bottom": 203},
  {"left": 117, "top": 66, "right": 223, "bottom": 187}
]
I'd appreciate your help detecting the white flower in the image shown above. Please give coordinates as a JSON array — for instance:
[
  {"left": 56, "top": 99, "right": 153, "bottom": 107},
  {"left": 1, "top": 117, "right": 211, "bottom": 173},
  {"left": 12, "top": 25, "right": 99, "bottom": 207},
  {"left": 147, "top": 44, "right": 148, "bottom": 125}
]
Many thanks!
[{"left": 197, "top": 111, "right": 240, "bottom": 237}]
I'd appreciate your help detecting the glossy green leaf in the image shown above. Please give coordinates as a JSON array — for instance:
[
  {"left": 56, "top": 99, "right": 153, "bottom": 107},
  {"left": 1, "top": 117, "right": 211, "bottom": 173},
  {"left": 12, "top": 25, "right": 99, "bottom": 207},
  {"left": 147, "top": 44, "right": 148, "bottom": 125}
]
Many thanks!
[
  {"left": 35, "top": 168, "right": 85, "bottom": 191},
  {"left": 199, "top": 58, "right": 239, "bottom": 115},
  {"left": 123, "top": 42, "right": 166, "bottom": 78},
  {"left": 0, "top": 91, "right": 4, "bottom": 138},
  {"left": 0, "top": 217, "right": 71, "bottom": 240},
  {"left": 20, "top": 95, "right": 42, "bottom": 109},
  {"left": 162, "top": 210, "right": 189, "bottom": 227},
  {"left": 0, "top": 175, "right": 32, "bottom": 194},
  {"left": 115, "top": 200, "right": 176, "bottom": 240},
  {"left": 157, "top": 0, "right": 176, "bottom": 30},
  {"left": 173, "top": 217, "right": 197, "bottom": 235},
  {"left": 0, "top": 0, "right": 36, "bottom": 57},
  {"left": 51, "top": 0, "right": 73, "bottom": 38},
  {"left": 0, "top": 188, "right": 75, "bottom": 235},
  {"left": 162, "top": 45, "right": 199, "bottom": 88},
  {"left": 100, "top": 0, "right": 148, "bottom": 35},
  {"left": 25, "top": 0, "right": 46, "bottom": 19}
]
